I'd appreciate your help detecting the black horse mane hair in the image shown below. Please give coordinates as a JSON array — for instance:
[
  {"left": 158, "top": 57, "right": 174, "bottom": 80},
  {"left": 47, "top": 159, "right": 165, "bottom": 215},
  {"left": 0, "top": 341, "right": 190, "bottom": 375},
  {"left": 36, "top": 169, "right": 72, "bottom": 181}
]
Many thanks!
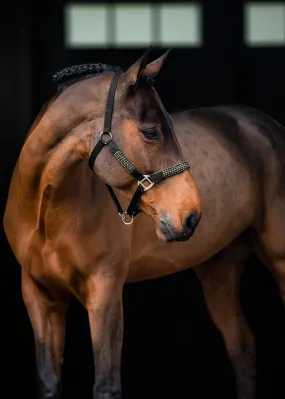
[
  {"left": 53, "top": 63, "right": 155, "bottom": 94},
  {"left": 53, "top": 63, "right": 122, "bottom": 93}
]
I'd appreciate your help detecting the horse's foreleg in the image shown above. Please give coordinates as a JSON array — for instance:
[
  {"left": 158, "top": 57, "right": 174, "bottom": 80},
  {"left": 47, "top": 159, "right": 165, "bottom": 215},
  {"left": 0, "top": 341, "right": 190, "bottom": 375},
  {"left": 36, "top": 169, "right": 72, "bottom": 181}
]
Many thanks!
[
  {"left": 195, "top": 261, "right": 256, "bottom": 399},
  {"left": 22, "top": 270, "right": 69, "bottom": 399},
  {"left": 84, "top": 275, "right": 124, "bottom": 399}
]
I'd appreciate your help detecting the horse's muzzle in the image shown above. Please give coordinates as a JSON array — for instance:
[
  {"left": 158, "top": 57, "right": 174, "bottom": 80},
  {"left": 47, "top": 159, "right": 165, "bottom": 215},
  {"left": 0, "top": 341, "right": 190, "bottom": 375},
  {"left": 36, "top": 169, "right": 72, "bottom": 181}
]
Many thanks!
[{"left": 159, "top": 210, "right": 201, "bottom": 242}]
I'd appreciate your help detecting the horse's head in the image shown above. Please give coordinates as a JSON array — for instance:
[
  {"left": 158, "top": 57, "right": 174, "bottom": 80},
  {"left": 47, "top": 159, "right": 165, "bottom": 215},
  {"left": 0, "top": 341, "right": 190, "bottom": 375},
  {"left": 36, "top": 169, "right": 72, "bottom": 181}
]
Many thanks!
[{"left": 85, "top": 51, "right": 202, "bottom": 242}]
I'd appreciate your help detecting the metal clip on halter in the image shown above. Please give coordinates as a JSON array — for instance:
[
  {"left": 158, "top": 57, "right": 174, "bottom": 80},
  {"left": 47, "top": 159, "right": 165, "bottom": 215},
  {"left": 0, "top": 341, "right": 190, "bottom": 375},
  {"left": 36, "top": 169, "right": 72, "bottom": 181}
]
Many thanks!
[{"left": 120, "top": 212, "right": 134, "bottom": 225}]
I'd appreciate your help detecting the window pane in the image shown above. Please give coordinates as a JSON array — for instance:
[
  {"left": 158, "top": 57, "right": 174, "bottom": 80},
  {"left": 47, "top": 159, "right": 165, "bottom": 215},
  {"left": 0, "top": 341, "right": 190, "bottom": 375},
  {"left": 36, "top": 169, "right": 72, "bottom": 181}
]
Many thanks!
[
  {"left": 64, "top": 4, "right": 108, "bottom": 48},
  {"left": 64, "top": 2, "right": 202, "bottom": 49},
  {"left": 245, "top": 3, "right": 285, "bottom": 46},
  {"left": 159, "top": 3, "right": 202, "bottom": 46},
  {"left": 114, "top": 4, "right": 152, "bottom": 47}
]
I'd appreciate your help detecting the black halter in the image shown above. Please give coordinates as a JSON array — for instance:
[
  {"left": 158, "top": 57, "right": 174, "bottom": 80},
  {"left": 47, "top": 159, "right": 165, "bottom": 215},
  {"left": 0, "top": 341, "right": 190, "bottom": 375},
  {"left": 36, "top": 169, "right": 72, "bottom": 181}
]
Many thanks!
[{"left": 88, "top": 71, "right": 190, "bottom": 225}]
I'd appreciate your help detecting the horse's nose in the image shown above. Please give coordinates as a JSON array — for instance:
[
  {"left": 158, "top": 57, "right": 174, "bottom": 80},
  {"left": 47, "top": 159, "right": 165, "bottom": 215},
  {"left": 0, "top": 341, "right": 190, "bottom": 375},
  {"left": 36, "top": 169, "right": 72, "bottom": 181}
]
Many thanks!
[
  {"left": 158, "top": 210, "right": 201, "bottom": 242},
  {"left": 183, "top": 210, "right": 200, "bottom": 236}
]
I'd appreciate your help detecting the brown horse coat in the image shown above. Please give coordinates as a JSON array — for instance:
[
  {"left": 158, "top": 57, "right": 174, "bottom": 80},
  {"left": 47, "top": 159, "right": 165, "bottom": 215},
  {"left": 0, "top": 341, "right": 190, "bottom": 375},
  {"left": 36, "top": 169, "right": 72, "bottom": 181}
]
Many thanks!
[{"left": 4, "top": 55, "right": 285, "bottom": 399}]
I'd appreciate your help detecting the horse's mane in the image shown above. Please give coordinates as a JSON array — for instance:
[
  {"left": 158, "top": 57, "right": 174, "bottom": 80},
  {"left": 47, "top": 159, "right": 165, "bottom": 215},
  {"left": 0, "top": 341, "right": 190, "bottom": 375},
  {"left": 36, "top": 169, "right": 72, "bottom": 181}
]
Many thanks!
[
  {"left": 52, "top": 63, "right": 155, "bottom": 94},
  {"left": 53, "top": 63, "right": 122, "bottom": 94}
]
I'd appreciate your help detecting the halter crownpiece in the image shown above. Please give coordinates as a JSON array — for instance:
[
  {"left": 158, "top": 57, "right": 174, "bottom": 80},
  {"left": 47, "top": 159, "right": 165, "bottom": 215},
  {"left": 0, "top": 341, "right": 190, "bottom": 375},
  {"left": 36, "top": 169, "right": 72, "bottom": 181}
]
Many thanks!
[{"left": 88, "top": 70, "right": 190, "bottom": 225}]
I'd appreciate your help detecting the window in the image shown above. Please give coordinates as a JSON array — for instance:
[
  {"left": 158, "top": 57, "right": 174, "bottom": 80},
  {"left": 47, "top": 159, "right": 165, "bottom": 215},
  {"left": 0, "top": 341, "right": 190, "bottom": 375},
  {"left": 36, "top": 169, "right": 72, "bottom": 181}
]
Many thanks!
[
  {"left": 114, "top": 4, "right": 152, "bottom": 47},
  {"left": 65, "top": 4, "right": 109, "bottom": 47},
  {"left": 64, "top": 2, "right": 202, "bottom": 48},
  {"left": 244, "top": 2, "right": 285, "bottom": 46},
  {"left": 160, "top": 4, "right": 201, "bottom": 46}
]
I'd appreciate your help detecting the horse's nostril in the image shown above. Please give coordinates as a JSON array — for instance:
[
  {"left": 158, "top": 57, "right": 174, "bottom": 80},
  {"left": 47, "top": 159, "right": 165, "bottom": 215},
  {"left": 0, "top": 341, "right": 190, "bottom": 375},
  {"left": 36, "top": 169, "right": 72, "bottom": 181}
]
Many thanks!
[{"left": 184, "top": 211, "right": 200, "bottom": 234}]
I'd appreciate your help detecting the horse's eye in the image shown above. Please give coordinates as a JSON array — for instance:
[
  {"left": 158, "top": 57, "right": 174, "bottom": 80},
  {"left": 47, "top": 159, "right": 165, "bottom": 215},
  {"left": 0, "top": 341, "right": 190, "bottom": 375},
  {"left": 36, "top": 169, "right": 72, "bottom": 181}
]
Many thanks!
[{"left": 141, "top": 128, "right": 159, "bottom": 141}]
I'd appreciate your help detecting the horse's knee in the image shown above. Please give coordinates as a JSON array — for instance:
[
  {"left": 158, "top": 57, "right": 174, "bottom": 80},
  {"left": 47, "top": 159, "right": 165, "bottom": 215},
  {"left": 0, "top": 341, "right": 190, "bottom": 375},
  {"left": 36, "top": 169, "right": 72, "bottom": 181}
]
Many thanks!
[
  {"left": 227, "top": 317, "right": 256, "bottom": 374},
  {"left": 229, "top": 341, "right": 256, "bottom": 374}
]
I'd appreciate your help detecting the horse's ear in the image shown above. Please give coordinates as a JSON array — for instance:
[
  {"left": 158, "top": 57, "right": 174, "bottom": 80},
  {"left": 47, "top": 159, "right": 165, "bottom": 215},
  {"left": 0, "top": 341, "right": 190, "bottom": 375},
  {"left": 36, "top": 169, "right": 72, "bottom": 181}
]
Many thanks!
[
  {"left": 143, "top": 49, "right": 171, "bottom": 79},
  {"left": 121, "top": 46, "right": 152, "bottom": 91}
]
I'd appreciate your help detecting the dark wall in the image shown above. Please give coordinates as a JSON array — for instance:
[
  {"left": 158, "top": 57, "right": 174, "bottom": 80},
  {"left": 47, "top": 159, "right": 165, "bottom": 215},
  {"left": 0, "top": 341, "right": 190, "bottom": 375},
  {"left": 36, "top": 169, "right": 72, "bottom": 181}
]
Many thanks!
[{"left": 2, "top": 1, "right": 285, "bottom": 398}]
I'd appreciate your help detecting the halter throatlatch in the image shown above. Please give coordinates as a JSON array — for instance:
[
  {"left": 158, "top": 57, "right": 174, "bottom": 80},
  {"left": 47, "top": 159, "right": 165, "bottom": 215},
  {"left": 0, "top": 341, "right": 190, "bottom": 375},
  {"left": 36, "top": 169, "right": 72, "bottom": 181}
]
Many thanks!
[{"left": 88, "top": 70, "right": 190, "bottom": 225}]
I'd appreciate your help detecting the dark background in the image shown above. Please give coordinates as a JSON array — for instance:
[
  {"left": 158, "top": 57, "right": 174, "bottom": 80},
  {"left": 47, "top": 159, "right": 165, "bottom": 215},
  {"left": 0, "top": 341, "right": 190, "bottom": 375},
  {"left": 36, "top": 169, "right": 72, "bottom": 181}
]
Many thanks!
[{"left": 1, "top": 0, "right": 285, "bottom": 398}]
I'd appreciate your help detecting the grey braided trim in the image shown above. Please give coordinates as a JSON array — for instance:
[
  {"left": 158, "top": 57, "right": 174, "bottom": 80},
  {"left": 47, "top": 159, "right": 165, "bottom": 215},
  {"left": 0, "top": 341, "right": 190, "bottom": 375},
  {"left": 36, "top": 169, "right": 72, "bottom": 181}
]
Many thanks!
[
  {"left": 162, "top": 162, "right": 190, "bottom": 179},
  {"left": 113, "top": 150, "right": 137, "bottom": 174}
]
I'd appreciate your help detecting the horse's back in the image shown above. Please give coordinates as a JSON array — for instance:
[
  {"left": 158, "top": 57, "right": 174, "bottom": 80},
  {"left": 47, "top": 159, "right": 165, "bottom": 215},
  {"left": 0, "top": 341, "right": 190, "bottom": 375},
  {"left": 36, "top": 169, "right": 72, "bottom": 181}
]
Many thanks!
[
  {"left": 213, "top": 104, "right": 285, "bottom": 196},
  {"left": 177, "top": 104, "right": 285, "bottom": 193}
]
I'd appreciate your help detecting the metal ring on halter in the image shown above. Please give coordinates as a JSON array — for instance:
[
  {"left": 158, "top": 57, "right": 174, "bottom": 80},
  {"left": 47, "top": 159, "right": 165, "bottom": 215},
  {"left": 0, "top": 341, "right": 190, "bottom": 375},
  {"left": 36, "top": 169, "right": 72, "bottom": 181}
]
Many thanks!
[
  {"left": 100, "top": 131, "right": 113, "bottom": 145},
  {"left": 121, "top": 212, "right": 134, "bottom": 225}
]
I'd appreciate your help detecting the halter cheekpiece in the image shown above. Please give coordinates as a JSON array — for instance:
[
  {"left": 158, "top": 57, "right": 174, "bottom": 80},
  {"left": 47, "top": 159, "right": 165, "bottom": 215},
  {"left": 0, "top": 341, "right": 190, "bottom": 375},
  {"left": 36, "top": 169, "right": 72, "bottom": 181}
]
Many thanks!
[{"left": 88, "top": 71, "right": 190, "bottom": 225}]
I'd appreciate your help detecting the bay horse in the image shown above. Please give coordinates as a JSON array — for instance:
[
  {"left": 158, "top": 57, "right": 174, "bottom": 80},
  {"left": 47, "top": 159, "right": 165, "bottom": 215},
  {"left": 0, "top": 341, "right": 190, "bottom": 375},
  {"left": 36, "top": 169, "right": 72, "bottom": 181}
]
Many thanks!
[{"left": 3, "top": 49, "right": 285, "bottom": 399}]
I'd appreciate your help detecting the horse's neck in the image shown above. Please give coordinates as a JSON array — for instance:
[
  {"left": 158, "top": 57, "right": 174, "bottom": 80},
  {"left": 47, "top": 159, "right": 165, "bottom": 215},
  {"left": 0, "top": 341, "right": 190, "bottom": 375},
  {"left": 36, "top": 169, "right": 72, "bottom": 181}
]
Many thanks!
[
  {"left": 18, "top": 114, "right": 90, "bottom": 204},
  {"left": 24, "top": 96, "right": 59, "bottom": 142}
]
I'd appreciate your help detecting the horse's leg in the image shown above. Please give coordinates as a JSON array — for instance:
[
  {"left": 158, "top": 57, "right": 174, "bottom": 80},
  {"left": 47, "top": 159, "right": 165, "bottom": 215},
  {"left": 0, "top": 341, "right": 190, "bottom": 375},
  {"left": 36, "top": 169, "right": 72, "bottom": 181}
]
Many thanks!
[
  {"left": 195, "top": 260, "right": 255, "bottom": 399},
  {"left": 84, "top": 274, "right": 124, "bottom": 399},
  {"left": 22, "top": 270, "right": 69, "bottom": 399},
  {"left": 253, "top": 196, "right": 285, "bottom": 314}
]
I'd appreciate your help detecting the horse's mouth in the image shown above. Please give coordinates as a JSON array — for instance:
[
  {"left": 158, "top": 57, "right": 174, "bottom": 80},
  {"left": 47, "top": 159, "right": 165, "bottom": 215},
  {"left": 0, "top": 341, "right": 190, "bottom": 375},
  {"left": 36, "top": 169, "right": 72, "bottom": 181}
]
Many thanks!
[{"left": 158, "top": 219, "right": 195, "bottom": 242}]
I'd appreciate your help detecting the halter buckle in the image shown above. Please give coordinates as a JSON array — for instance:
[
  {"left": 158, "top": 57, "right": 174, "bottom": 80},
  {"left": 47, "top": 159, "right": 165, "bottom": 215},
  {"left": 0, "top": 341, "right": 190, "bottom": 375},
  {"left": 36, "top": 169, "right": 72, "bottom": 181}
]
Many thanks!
[
  {"left": 138, "top": 175, "right": 155, "bottom": 192},
  {"left": 120, "top": 212, "right": 134, "bottom": 225},
  {"left": 99, "top": 131, "right": 113, "bottom": 145}
]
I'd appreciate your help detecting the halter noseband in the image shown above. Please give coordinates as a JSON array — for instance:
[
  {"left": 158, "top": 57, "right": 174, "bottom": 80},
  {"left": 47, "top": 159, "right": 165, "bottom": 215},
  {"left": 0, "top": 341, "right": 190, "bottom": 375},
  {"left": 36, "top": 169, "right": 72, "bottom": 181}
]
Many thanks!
[{"left": 88, "top": 71, "right": 190, "bottom": 225}]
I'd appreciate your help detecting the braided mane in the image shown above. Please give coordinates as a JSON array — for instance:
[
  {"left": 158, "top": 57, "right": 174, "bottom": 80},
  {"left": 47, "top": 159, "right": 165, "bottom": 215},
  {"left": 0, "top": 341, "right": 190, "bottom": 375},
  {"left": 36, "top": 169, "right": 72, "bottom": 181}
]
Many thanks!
[
  {"left": 53, "top": 62, "right": 155, "bottom": 94},
  {"left": 53, "top": 63, "right": 122, "bottom": 93}
]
